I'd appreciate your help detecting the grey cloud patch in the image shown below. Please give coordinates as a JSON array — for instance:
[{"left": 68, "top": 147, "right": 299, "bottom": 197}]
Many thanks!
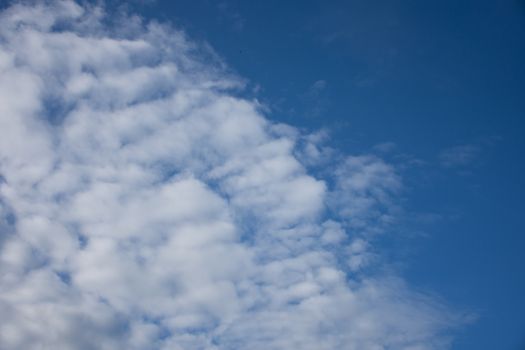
[{"left": 0, "top": 1, "right": 465, "bottom": 349}]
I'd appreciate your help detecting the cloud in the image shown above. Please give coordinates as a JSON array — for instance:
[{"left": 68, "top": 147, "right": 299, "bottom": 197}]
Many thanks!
[
  {"left": 439, "top": 144, "right": 480, "bottom": 168},
  {"left": 331, "top": 155, "right": 402, "bottom": 234},
  {"left": 302, "top": 79, "right": 329, "bottom": 118},
  {"left": 217, "top": 2, "right": 246, "bottom": 32},
  {"left": 310, "top": 79, "right": 327, "bottom": 93},
  {"left": 0, "top": 1, "right": 465, "bottom": 349},
  {"left": 372, "top": 141, "right": 397, "bottom": 154}
]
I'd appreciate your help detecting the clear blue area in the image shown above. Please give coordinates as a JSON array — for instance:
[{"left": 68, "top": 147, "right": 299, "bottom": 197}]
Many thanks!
[{"left": 117, "top": 1, "right": 524, "bottom": 348}]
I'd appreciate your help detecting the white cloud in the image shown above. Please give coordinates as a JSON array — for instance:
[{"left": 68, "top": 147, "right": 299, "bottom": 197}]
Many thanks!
[
  {"left": 331, "top": 155, "right": 402, "bottom": 234},
  {"left": 0, "top": 1, "right": 465, "bottom": 349}
]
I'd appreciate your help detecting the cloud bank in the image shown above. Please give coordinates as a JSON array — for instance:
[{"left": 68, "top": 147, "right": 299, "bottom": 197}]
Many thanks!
[{"left": 0, "top": 1, "right": 461, "bottom": 349}]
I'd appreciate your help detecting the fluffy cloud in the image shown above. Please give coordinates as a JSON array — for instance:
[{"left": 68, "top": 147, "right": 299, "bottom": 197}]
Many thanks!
[{"left": 0, "top": 1, "right": 463, "bottom": 349}]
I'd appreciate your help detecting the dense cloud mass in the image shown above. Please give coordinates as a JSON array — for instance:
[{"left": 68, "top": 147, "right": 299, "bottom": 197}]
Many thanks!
[{"left": 0, "top": 1, "right": 461, "bottom": 349}]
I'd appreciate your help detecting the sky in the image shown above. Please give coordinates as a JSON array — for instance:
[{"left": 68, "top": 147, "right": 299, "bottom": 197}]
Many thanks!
[{"left": 0, "top": 1, "right": 523, "bottom": 349}]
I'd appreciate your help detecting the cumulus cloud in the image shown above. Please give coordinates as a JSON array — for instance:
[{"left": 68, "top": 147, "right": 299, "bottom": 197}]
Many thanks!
[{"left": 0, "top": 1, "right": 464, "bottom": 349}]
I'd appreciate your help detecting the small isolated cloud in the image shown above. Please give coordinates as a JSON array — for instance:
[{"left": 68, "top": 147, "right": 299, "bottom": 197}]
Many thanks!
[
  {"left": 302, "top": 80, "right": 329, "bottom": 118},
  {"left": 439, "top": 144, "right": 480, "bottom": 168},
  {"left": 217, "top": 2, "right": 245, "bottom": 32},
  {"left": 0, "top": 1, "right": 466, "bottom": 349},
  {"left": 311, "top": 79, "right": 327, "bottom": 92},
  {"left": 373, "top": 141, "right": 397, "bottom": 154}
]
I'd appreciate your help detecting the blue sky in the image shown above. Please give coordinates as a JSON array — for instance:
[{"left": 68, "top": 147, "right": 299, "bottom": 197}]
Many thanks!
[
  {"left": 0, "top": 1, "right": 523, "bottom": 349},
  {"left": 128, "top": 1, "right": 525, "bottom": 348}
]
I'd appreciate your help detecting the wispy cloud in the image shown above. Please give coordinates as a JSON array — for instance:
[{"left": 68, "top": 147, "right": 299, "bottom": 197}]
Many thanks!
[
  {"left": 310, "top": 79, "right": 327, "bottom": 93},
  {"left": 372, "top": 141, "right": 397, "bottom": 154},
  {"left": 439, "top": 144, "right": 480, "bottom": 168},
  {"left": 0, "top": 1, "right": 466, "bottom": 349},
  {"left": 217, "top": 2, "right": 245, "bottom": 32},
  {"left": 301, "top": 79, "right": 330, "bottom": 118}
]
